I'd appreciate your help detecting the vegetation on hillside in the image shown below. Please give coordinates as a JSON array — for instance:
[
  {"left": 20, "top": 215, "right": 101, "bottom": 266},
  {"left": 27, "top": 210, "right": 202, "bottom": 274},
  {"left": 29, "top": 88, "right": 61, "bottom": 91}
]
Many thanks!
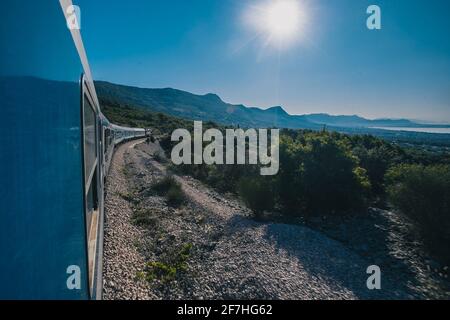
[
  {"left": 101, "top": 98, "right": 192, "bottom": 134},
  {"left": 96, "top": 81, "right": 450, "bottom": 149}
]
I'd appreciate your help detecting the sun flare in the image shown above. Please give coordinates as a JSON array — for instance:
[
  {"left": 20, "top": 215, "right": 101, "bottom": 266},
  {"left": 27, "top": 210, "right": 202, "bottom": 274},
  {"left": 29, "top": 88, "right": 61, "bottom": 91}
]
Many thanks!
[
  {"left": 244, "top": 0, "right": 307, "bottom": 50},
  {"left": 266, "top": 1, "right": 301, "bottom": 40}
]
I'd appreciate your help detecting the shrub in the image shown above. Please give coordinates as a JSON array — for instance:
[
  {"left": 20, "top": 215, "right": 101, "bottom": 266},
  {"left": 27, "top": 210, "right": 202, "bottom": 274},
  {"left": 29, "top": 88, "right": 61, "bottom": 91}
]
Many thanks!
[
  {"left": 238, "top": 176, "right": 274, "bottom": 219},
  {"left": 131, "top": 209, "right": 157, "bottom": 228},
  {"left": 153, "top": 151, "right": 166, "bottom": 163},
  {"left": 159, "top": 134, "right": 174, "bottom": 156},
  {"left": 386, "top": 164, "right": 450, "bottom": 264},
  {"left": 118, "top": 191, "right": 140, "bottom": 205},
  {"left": 276, "top": 133, "right": 370, "bottom": 216},
  {"left": 175, "top": 243, "right": 193, "bottom": 271},
  {"left": 353, "top": 145, "right": 391, "bottom": 195},
  {"left": 143, "top": 243, "right": 193, "bottom": 283},
  {"left": 166, "top": 185, "right": 186, "bottom": 207},
  {"left": 301, "top": 135, "right": 370, "bottom": 214},
  {"left": 152, "top": 175, "right": 178, "bottom": 195},
  {"left": 276, "top": 135, "right": 305, "bottom": 213},
  {"left": 145, "top": 261, "right": 177, "bottom": 282},
  {"left": 152, "top": 175, "right": 186, "bottom": 207}
]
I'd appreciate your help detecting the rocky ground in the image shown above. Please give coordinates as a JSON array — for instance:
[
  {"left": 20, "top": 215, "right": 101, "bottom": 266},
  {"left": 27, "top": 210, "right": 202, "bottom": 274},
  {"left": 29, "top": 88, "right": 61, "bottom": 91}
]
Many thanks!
[
  {"left": 102, "top": 139, "right": 449, "bottom": 300},
  {"left": 305, "top": 209, "right": 450, "bottom": 299}
]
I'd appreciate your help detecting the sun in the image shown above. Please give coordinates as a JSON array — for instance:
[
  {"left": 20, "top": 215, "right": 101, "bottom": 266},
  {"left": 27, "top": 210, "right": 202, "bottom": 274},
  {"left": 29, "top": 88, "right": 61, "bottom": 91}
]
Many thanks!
[
  {"left": 265, "top": 0, "right": 301, "bottom": 41},
  {"left": 244, "top": 0, "right": 307, "bottom": 50}
]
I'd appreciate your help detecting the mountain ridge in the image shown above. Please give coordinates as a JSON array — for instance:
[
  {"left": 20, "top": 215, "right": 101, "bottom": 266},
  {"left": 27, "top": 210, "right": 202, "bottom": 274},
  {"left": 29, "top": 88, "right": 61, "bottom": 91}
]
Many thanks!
[{"left": 95, "top": 81, "right": 449, "bottom": 129}]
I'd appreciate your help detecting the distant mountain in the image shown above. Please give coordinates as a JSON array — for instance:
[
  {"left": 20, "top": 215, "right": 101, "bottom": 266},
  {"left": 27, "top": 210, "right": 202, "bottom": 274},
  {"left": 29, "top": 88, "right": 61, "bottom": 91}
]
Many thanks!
[
  {"left": 95, "top": 81, "right": 448, "bottom": 130},
  {"left": 95, "top": 81, "right": 319, "bottom": 129},
  {"left": 303, "top": 114, "right": 419, "bottom": 128}
]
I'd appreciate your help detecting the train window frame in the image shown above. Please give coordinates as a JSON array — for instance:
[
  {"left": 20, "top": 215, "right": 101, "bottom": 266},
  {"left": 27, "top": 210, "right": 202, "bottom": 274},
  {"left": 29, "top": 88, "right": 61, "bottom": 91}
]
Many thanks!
[
  {"left": 82, "top": 95, "right": 98, "bottom": 191},
  {"left": 80, "top": 75, "right": 101, "bottom": 299}
]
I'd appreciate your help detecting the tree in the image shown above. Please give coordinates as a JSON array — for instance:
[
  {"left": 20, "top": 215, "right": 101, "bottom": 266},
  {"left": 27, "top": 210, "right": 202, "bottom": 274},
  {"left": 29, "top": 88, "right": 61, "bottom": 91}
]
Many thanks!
[
  {"left": 386, "top": 164, "right": 450, "bottom": 263},
  {"left": 238, "top": 176, "right": 274, "bottom": 219},
  {"left": 276, "top": 132, "right": 370, "bottom": 217}
]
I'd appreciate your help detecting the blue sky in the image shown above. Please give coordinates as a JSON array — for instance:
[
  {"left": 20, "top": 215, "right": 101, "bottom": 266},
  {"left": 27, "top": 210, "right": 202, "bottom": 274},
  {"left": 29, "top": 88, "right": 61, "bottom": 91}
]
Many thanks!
[{"left": 77, "top": 0, "right": 450, "bottom": 122}]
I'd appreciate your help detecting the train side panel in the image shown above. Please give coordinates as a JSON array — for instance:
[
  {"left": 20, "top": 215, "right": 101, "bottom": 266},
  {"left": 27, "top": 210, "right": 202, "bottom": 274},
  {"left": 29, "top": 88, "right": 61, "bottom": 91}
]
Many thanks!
[{"left": 0, "top": 2, "right": 89, "bottom": 299}]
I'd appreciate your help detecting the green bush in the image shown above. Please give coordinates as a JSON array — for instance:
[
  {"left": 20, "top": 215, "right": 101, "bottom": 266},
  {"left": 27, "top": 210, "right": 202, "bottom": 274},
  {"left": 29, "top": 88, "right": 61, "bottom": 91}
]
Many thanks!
[
  {"left": 131, "top": 209, "right": 157, "bottom": 228},
  {"left": 276, "top": 135, "right": 304, "bottom": 213},
  {"left": 301, "top": 134, "right": 370, "bottom": 213},
  {"left": 145, "top": 261, "right": 177, "bottom": 282},
  {"left": 152, "top": 175, "right": 186, "bottom": 207},
  {"left": 238, "top": 176, "right": 274, "bottom": 218},
  {"left": 166, "top": 185, "right": 186, "bottom": 207},
  {"left": 276, "top": 133, "right": 370, "bottom": 216},
  {"left": 152, "top": 175, "right": 178, "bottom": 195},
  {"left": 386, "top": 164, "right": 450, "bottom": 263},
  {"left": 143, "top": 243, "right": 193, "bottom": 283},
  {"left": 353, "top": 144, "right": 393, "bottom": 195}
]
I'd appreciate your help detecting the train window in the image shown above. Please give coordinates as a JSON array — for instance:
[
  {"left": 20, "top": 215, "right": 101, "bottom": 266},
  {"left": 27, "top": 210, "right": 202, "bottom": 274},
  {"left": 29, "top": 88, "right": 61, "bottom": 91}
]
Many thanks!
[
  {"left": 104, "top": 129, "right": 110, "bottom": 154},
  {"left": 83, "top": 95, "right": 97, "bottom": 185},
  {"left": 85, "top": 179, "right": 95, "bottom": 232},
  {"left": 82, "top": 91, "right": 100, "bottom": 297}
]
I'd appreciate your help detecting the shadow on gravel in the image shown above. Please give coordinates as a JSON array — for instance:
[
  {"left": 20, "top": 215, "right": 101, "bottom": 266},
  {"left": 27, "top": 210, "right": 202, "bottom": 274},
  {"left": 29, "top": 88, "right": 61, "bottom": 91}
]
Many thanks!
[
  {"left": 231, "top": 217, "right": 413, "bottom": 300},
  {"left": 304, "top": 209, "right": 448, "bottom": 299},
  {"left": 220, "top": 215, "right": 384, "bottom": 299}
]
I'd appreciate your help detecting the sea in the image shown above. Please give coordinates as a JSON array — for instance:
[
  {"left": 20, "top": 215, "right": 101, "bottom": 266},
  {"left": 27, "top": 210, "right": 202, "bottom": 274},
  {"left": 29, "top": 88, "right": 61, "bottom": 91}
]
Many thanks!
[{"left": 371, "top": 127, "right": 450, "bottom": 134}]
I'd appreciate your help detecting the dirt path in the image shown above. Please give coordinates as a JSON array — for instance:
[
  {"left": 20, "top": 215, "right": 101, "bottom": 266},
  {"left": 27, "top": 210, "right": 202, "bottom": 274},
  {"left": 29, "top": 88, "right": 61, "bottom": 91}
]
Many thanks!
[{"left": 103, "top": 139, "right": 412, "bottom": 300}]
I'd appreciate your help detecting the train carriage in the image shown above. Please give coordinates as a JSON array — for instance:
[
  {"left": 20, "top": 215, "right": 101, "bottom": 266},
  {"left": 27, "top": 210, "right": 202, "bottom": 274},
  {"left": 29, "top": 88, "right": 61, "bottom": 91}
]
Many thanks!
[{"left": 0, "top": 0, "right": 145, "bottom": 299}]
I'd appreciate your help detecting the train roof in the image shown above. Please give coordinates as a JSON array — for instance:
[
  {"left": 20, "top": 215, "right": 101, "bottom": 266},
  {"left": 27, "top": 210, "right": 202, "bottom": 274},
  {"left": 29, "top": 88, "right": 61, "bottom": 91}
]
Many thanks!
[
  {"left": 59, "top": 0, "right": 100, "bottom": 113},
  {"left": 110, "top": 124, "right": 145, "bottom": 132}
]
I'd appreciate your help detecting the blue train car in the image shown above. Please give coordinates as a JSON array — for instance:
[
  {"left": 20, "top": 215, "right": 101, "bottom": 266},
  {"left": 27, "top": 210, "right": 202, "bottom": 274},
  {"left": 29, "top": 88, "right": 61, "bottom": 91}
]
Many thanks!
[{"left": 0, "top": 0, "right": 145, "bottom": 300}]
